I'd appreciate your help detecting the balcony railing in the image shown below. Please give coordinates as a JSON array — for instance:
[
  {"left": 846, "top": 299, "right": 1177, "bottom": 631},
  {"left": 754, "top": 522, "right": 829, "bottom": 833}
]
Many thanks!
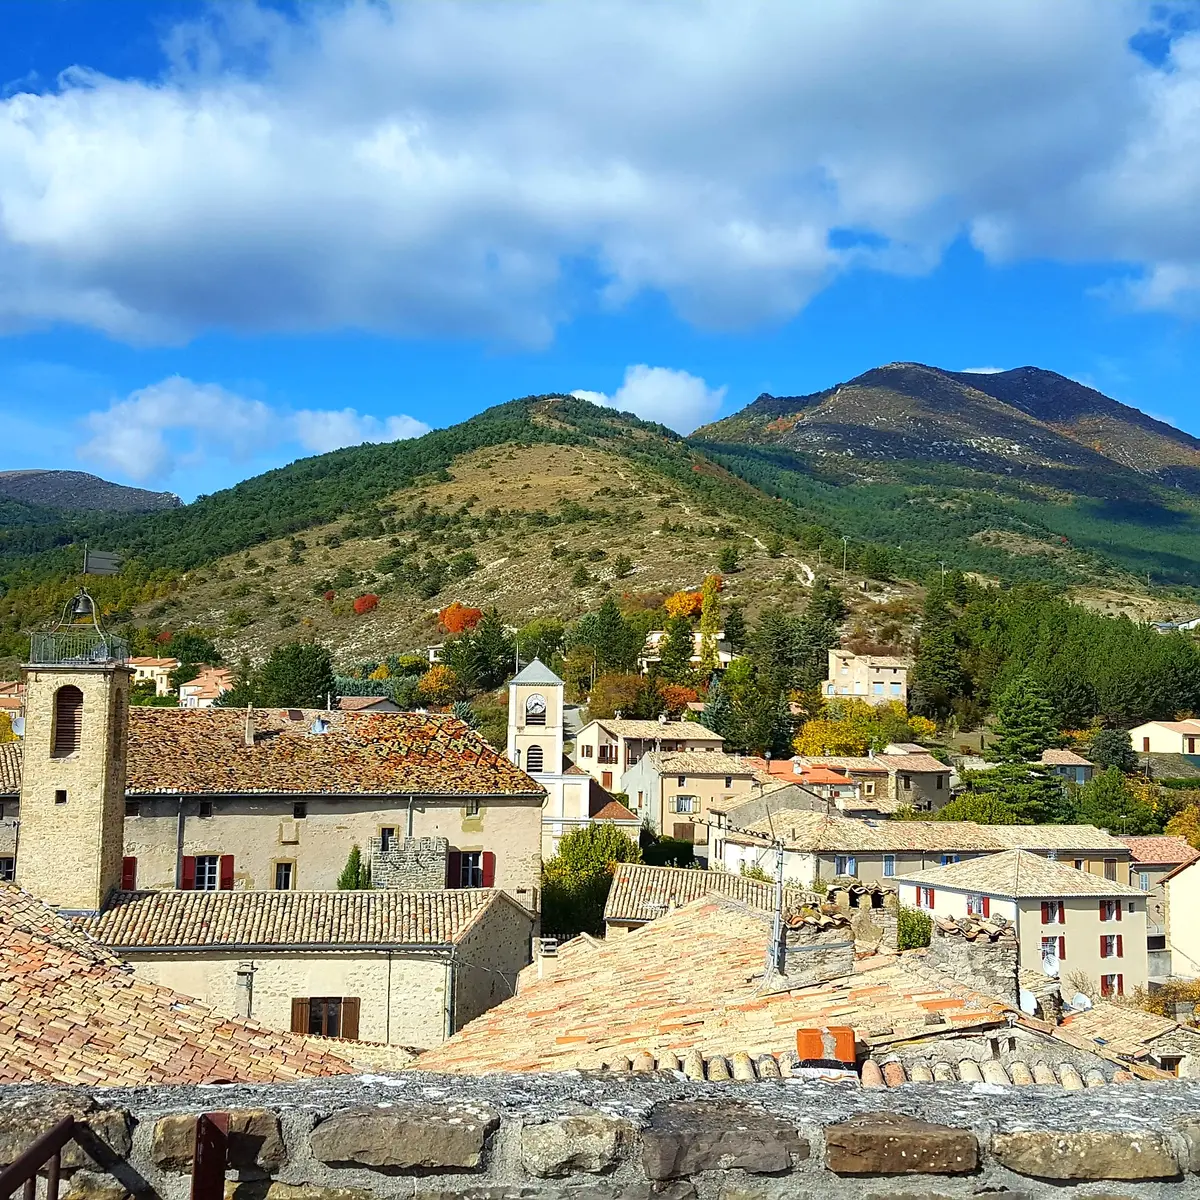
[{"left": 29, "top": 630, "right": 128, "bottom": 667}]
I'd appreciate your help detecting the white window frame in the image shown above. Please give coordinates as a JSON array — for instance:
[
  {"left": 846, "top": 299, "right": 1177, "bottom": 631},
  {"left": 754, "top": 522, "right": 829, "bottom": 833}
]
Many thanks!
[
  {"left": 673, "top": 795, "right": 697, "bottom": 814},
  {"left": 194, "top": 855, "right": 220, "bottom": 892},
  {"left": 835, "top": 855, "right": 858, "bottom": 877},
  {"left": 459, "top": 851, "right": 484, "bottom": 888},
  {"left": 1102, "top": 933, "right": 1119, "bottom": 958}
]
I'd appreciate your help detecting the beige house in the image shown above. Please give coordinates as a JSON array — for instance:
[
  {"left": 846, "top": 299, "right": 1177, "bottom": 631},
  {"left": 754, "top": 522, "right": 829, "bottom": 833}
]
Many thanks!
[
  {"left": 1120, "top": 835, "right": 1199, "bottom": 981},
  {"left": 83, "top": 887, "right": 534, "bottom": 1049},
  {"left": 1162, "top": 856, "right": 1200, "bottom": 981},
  {"left": 128, "top": 656, "right": 179, "bottom": 697},
  {"left": 717, "top": 808, "right": 1132, "bottom": 890},
  {"left": 619, "top": 750, "right": 768, "bottom": 860},
  {"left": 178, "top": 666, "right": 235, "bottom": 707},
  {"left": 896, "top": 850, "right": 1149, "bottom": 999},
  {"left": 573, "top": 717, "right": 724, "bottom": 791},
  {"left": 790, "top": 751, "right": 951, "bottom": 812},
  {"left": 638, "top": 629, "right": 734, "bottom": 673},
  {"left": 822, "top": 649, "right": 912, "bottom": 706},
  {"left": 1128, "top": 719, "right": 1200, "bottom": 755}
]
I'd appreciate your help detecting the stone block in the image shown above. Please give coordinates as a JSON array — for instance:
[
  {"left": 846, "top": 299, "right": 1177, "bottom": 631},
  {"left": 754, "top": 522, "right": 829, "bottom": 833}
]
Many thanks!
[
  {"left": 825, "top": 1113, "right": 978, "bottom": 1176},
  {"left": 641, "top": 1102, "right": 807, "bottom": 1181},
  {"left": 310, "top": 1103, "right": 499, "bottom": 1171},
  {"left": 62, "top": 1172, "right": 130, "bottom": 1200},
  {"left": 990, "top": 1131, "right": 1180, "bottom": 1181},
  {"left": 153, "top": 1110, "right": 286, "bottom": 1172},
  {"left": 522, "top": 1113, "right": 632, "bottom": 1177},
  {"left": 0, "top": 1101, "right": 132, "bottom": 1172},
  {"left": 227, "top": 1185, "right": 378, "bottom": 1200}
]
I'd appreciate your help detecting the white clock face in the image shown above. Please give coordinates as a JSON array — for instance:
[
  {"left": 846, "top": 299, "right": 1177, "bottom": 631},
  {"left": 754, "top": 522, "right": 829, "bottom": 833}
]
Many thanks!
[{"left": 526, "top": 693, "right": 547, "bottom": 714}]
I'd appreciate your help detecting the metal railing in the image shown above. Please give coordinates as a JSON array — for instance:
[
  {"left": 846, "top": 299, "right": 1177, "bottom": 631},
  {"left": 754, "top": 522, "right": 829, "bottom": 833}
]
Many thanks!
[
  {"left": 29, "top": 630, "right": 129, "bottom": 667},
  {"left": 0, "top": 1113, "right": 228, "bottom": 1200}
]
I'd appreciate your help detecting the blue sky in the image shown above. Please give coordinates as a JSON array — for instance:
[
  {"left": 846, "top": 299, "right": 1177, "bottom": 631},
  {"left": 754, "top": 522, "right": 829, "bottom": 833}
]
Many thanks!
[{"left": 1, "top": 0, "right": 1199, "bottom": 500}]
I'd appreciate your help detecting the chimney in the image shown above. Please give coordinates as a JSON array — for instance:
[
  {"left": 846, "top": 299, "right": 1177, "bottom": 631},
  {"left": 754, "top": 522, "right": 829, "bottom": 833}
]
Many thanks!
[
  {"left": 773, "top": 911, "right": 855, "bottom": 987},
  {"left": 658, "top": 712, "right": 668, "bottom": 725},
  {"left": 923, "top": 915, "right": 1019, "bottom": 1007},
  {"left": 244, "top": 705, "right": 255, "bottom": 747}
]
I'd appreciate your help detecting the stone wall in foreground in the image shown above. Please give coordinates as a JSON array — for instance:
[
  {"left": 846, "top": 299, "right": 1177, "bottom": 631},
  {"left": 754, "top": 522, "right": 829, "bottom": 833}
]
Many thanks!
[{"left": 8, "top": 1072, "right": 1200, "bottom": 1199}]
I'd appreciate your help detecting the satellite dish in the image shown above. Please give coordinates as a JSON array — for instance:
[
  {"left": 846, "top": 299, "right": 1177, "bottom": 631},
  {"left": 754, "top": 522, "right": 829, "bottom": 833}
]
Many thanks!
[
  {"left": 1041, "top": 953, "right": 1059, "bottom": 977},
  {"left": 1018, "top": 989, "right": 1037, "bottom": 1015},
  {"left": 1071, "top": 992, "right": 1093, "bottom": 1011}
]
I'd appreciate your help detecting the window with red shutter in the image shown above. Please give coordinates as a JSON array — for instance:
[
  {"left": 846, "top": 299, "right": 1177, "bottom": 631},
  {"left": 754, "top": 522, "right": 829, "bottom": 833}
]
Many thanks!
[
  {"left": 1041, "top": 901, "right": 1050, "bottom": 923},
  {"left": 1058, "top": 935, "right": 1066, "bottom": 960},
  {"left": 1116, "top": 901, "right": 1122, "bottom": 921},
  {"left": 981, "top": 896, "right": 990, "bottom": 918},
  {"left": 181, "top": 856, "right": 196, "bottom": 890},
  {"left": 446, "top": 850, "right": 463, "bottom": 888},
  {"left": 1117, "top": 974, "right": 1124, "bottom": 995},
  {"left": 219, "top": 854, "right": 235, "bottom": 890},
  {"left": 481, "top": 851, "right": 496, "bottom": 888},
  {"left": 121, "top": 856, "right": 137, "bottom": 890},
  {"left": 1117, "top": 934, "right": 1123, "bottom": 957}
]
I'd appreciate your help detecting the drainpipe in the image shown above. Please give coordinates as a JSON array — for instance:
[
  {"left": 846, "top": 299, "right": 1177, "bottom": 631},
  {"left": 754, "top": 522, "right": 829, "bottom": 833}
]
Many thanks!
[
  {"left": 444, "top": 952, "right": 457, "bottom": 1040},
  {"left": 406, "top": 796, "right": 414, "bottom": 839},
  {"left": 386, "top": 950, "right": 393, "bottom": 1044},
  {"left": 174, "top": 797, "right": 185, "bottom": 889}
]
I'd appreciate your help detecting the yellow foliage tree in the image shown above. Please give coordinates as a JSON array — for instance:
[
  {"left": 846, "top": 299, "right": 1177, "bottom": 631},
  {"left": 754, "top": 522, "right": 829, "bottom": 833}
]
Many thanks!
[
  {"left": 417, "top": 664, "right": 460, "bottom": 706},
  {"left": 664, "top": 590, "right": 703, "bottom": 619},
  {"left": 0, "top": 712, "right": 13, "bottom": 743},
  {"left": 1166, "top": 804, "right": 1200, "bottom": 851},
  {"left": 368, "top": 664, "right": 391, "bottom": 681},
  {"left": 793, "top": 698, "right": 933, "bottom": 758}
]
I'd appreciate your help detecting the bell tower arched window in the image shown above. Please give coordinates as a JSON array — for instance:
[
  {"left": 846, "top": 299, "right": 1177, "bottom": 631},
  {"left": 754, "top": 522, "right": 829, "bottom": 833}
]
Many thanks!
[
  {"left": 525, "top": 744, "right": 544, "bottom": 773},
  {"left": 525, "top": 693, "right": 547, "bottom": 726},
  {"left": 53, "top": 685, "right": 84, "bottom": 757}
]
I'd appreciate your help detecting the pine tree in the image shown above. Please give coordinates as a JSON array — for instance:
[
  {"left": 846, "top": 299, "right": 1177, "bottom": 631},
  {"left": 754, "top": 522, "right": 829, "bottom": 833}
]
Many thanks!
[
  {"left": 595, "top": 596, "right": 638, "bottom": 673},
  {"left": 700, "top": 678, "right": 733, "bottom": 738},
  {"left": 255, "top": 641, "right": 337, "bottom": 709},
  {"left": 724, "top": 603, "right": 747, "bottom": 651},
  {"left": 659, "top": 615, "right": 695, "bottom": 682},
  {"left": 911, "top": 588, "right": 962, "bottom": 719},
  {"left": 989, "top": 674, "right": 1060, "bottom": 763},
  {"left": 1088, "top": 728, "right": 1138, "bottom": 773},
  {"left": 337, "top": 845, "right": 371, "bottom": 889},
  {"left": 717, "top": 544, "right": 739, "bottom": 573}
]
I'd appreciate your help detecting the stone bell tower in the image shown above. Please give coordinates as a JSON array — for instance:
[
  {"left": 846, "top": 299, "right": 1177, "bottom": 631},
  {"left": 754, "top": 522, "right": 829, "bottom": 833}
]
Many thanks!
[
  {"left": 507, "top": 658, "right": 564, "bottom": 775},
  {"left": 16, "top": 589, "right": 132, "bottom": 913}
]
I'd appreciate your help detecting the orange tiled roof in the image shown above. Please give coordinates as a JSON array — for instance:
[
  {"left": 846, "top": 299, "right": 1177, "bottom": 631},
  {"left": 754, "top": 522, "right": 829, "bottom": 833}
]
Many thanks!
[
  {"left": 1119, "top": 835, "right": 1200, "bottom": 866},
  {"left": 0, "top": 743, "right": 20, "bottom": 794},
  {"left": 590, "top": 799, "right": 639, "bottom": 822},
  {"left": 604, "top": 863, "right": 814, "bottom": 926},
  {"left": 415, "top": 897, "right": 1011, "bottom": 1074},
  {"left": 337, "top": 695, "right": 397, "bottom": 711},
  {"left": 0, "top": 883, "right": 355, "bottom": 1086},
  {"left": 1058, "top": 999, "right": 1198, "bottom": 1059},
  {"left": 125, "top": 707, "right": 543, "bottom": 797},
  {"left": 82, "top": 887, "right": 511, "bottom": 949}
]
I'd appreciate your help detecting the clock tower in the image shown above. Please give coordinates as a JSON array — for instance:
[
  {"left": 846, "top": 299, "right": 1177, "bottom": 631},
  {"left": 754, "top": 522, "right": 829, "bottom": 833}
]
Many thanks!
[{"left": 507, "top": 658, "right": 564, "bottom": 775}]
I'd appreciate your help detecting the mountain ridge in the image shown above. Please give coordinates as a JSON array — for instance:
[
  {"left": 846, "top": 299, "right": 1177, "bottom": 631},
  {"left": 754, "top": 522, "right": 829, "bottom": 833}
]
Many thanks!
[{"left": 0, "top": 470, "right": 180, "bottom": 514}]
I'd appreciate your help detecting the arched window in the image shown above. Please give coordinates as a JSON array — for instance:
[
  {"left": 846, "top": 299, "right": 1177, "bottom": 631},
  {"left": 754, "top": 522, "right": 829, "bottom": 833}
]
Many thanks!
[
  {"left": 53, "top": 685, "right": 84, "bottom": 756},
  {"left": 525, "top": 744, "right": 544, "bottom": 773},
  {"left": 525, "top": 693, "right": 547, "bottom": 726}
]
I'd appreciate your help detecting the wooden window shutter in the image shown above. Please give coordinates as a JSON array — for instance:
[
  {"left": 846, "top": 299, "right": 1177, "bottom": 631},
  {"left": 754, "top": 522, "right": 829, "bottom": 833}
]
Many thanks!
[
  {"left": 1117, "top": 934, "right": 1124, "bottom": 957},
  {"left": 121, "top": 856, "right": 137, "bottom": 890},
  {"left": 1117, "top": 973, "right": 1124, "bottom": 996},
  {"left": 291, "top": 998, "right": 310, "bottom": 1034},
  {"left": 1116, "top": 901, "right": 1122, "bottom": 921},
  {"left": 446, "top": 850, "right": 462, "bottom": 888},
  {"left": 1041, "top": 901, "right": 1050, "bottom": 923},
  {"left": 1100, "top": 935, "right": 1107, "bottom": 958},
  {"left": 928, "top": 888, "right": 934, "bottom": 906},
  {"left": 181, "top": 856, "right": 196, "bottom": 890},
  {"left": 53, "top": 686, "right": 84, "bottom": 756},
  {"left": 1098, "top": 899, "right": 1106, "bottom": 918},
  {"left": 219, "top": 855, "right": 235, "bottom": 890},
  {"left": 981, "top": 896, "right": 990, "bottom": 918},
  {"left": 341, "top": 997, "right": 361, "bottom": 1041},
  {"left": 1058, "top": 935, "right": 1066, "bottom": 961},
  {"left": 481, "top": 851, "right": 496, "bottom": 888}
]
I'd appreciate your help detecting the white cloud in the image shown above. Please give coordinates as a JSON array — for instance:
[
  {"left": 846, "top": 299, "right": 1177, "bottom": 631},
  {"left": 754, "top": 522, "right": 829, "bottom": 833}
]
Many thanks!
[
  {"left": 0, "top": 2, "right": 1199, "bottom": 339},
  {"left": 960, "top": 366, "right": 1008, "bottom": 374},
  {"left": 573, "top": 365, "right": 726, "bottom": 434},
  {"left": 292, "top": 408, "right": 431, "bottom": 454},
  {"left": 77, "top": 376, "right": 428, "bottom": 483}
]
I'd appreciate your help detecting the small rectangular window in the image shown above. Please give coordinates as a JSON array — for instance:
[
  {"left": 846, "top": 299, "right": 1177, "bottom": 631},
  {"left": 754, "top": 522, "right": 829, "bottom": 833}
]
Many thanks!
[
  {"left": 124, "top": 799, "right": 141, "bottom": 818},
  {"left": 379, "top": 826, "right": 397, "bottom": 851},
  {"left": 0, "top": 857, "right": 14, "bottom": 882},
  {"left": 902, "top": 774, "right": 912, "bottom": 789},
  {"left": 293, "top": 801, "right": 308, "bottom": 820},
  {"left": 1140, "top": 872, "right": 1151, "bottom": 891},
  {"left": 275, "top": 861, "right": 294, "bottom": 890},
  {"left": 194, "top": 855, "right": 219, "bottom": 891},
  {"left": 1074, "top": 859, "right": 1084, "bottom": 870},
  {"left": 936, "top": 775, "right": 944, "bottom": 790},
  {"left": 883, "top": 854, "right": 896, "bottom": 877},
  {"left": 1104, "top": 858, "right": 1117, "bottom": 881},
  {"left": 198, "top": 800, "right": 213, "bottom": 819},
  {"left": 466, "top": 798, "right": 481, "bottom": 817},
  {"left": 724, "top": 776, "right": 732, "bottom": 788},
  {"left": 677, "top": 775, "right": 686, "bottom": 787},
  {"left": 54, "top": 790, "right": 67, "bottom": 805},
  {"left": 459, "top": 850, "right": 484, "bottom": 888}
]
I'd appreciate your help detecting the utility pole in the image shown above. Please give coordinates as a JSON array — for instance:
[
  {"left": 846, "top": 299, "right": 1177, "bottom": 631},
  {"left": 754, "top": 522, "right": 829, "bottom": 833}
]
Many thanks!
[{"left": 940, "top": 560, "right": 946, "bottom": 585}]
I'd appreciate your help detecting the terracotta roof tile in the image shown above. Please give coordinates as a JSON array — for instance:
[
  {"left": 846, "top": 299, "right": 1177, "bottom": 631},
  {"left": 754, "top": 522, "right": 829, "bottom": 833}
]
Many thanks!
[
  {"left": 591, "top": 800, "right": 639, "bottom": 822},
  {"left": 416, "top": 898, "right": 1010, "bottom": 1074},
  {"left": 593, "top": 719, "right": 725, "bottom": 741},
  {"left": 1040, "top": 748, "right": 1094, "bottom": 766},
  {"left": 637, "top": 751, "right": 763, "bottom": 776},
  {"left": 82, "top": 887, "right": 513, "bottom": 949},
  {"left": 604, "top": 863, "right": 815, "bottom": 926},
  {"left": 1059, "top": 1000, "right": 1199, "bottom": 1058},
  {"left": 125, "top": 707, "right": 542, "bottom": 797},
  {"left": 900, "top": 849, "right": 1145, "bottom": 898},
  {"left": 0, "top": 883, "right": 354, "bottom": 1086},
  {"left": 1119, "top": 835, "right": 1200, "bottom": 866},
  {"left": 0, "top": 743, "right": 20, "bottom": 794}
]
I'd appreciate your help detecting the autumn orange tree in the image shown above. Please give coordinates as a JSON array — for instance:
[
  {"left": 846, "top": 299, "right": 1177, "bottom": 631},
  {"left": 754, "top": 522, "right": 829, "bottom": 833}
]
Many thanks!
[
  {"left": 353, "top": 593, "right": 379, "bottom": 615},
  {"left": 439, "top": 602, "right": 484, "bottom": 634},
  {"left": 417, "top": 663, "right": 461, "bottom": 705}
]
